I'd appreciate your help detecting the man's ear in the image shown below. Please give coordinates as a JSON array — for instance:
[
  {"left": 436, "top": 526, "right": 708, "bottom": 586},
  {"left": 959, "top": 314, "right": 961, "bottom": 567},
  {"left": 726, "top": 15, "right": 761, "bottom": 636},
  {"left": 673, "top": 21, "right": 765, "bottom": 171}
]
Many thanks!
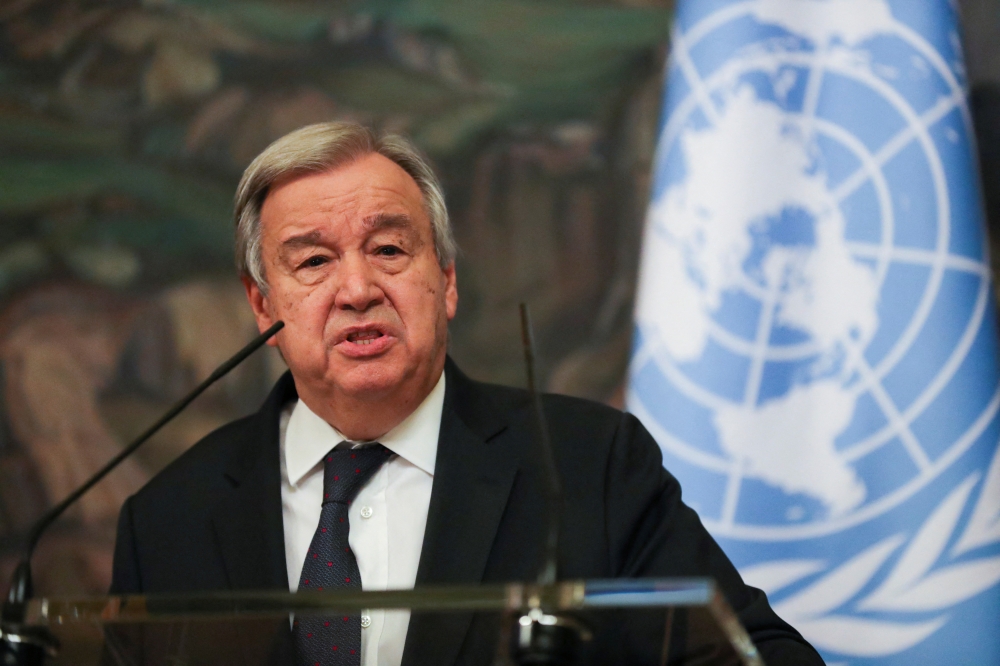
[
  {"left": 242, "top": 276, "right": 280, "bottom": 347},
  {"left": 443, "top": 261, "right": 458, "bottom": 321}
]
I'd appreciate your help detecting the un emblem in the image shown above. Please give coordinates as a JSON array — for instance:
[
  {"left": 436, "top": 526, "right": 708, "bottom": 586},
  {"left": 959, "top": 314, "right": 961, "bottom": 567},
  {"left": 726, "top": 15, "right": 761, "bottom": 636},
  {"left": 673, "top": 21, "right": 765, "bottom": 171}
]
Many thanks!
[{"left": 627, "top": 1, "right": 1000, "bottom": 661}]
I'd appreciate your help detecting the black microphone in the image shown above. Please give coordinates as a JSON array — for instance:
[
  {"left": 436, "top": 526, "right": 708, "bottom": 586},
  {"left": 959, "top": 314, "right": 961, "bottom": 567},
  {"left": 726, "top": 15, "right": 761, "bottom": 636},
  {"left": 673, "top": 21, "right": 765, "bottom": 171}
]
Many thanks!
[
  {"left": 518, "top": 303, "right": 562, "bottom": 585},
  {"left": 1, "top": 320, "right": 284, "bottom": 659},
  {"left": 514, "top": 304, "right": 592, "bottom": 666}
]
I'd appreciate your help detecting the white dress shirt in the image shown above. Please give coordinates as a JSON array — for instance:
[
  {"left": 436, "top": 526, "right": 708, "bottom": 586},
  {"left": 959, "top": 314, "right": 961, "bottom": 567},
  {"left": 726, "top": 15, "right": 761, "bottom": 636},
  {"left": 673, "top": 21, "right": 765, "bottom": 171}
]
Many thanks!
[{"left": 280, "top": 372, "right": 443, "bottom": 666}]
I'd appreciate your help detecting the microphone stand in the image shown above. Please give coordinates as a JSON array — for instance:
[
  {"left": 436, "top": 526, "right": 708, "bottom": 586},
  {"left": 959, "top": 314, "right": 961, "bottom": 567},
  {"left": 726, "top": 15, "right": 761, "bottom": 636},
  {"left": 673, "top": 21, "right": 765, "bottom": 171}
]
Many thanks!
[
  {"left": 1, "top": 321, "right": 284, "bottom": 665},
  {"left": 511, "top": 304, "right": 589, "bottom": 666}
]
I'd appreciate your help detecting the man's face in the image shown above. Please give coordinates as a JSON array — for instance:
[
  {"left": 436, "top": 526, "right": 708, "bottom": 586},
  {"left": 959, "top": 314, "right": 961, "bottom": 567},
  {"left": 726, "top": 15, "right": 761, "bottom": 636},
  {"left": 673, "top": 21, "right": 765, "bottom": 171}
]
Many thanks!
[{"left": 245, "top": 153, "right": 457, "bottom": 405}]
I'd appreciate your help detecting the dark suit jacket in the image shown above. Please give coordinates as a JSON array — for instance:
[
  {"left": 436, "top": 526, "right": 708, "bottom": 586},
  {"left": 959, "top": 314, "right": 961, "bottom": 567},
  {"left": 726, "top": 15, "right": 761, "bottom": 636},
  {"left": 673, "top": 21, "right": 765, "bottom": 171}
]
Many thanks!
[{"left": 111, "top": 358, "right": 823, "bottom": 665}]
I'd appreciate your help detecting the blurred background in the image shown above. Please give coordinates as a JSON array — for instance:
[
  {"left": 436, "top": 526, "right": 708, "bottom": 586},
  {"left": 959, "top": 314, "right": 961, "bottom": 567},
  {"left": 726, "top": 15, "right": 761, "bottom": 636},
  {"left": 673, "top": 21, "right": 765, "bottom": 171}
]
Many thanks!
[{"left": 0, "top": 0, "right": 997, "bottom": 597}]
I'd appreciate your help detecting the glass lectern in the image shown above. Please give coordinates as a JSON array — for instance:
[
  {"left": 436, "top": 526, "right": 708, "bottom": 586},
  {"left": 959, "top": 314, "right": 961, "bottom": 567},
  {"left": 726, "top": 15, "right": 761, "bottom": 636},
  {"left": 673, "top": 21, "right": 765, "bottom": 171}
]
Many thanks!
[{"left": 12, "top": 578, "right": 763, "bottom": 665}]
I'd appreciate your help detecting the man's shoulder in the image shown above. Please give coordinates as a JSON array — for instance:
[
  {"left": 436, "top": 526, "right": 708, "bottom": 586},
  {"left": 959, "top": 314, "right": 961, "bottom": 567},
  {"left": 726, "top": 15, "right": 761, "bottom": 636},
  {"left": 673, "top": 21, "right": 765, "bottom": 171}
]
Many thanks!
[
  {"left": 128, "top": 372, "right": 293, "bottom": 508},
  {"left": 450, "top": 362, "right": 627, "bottom": 441},
  {"left": 127, "top": 412, "right": 260, "bottom": 515},
  {"left": 150, "top": 413, "right": 260, "bottom": 485}
]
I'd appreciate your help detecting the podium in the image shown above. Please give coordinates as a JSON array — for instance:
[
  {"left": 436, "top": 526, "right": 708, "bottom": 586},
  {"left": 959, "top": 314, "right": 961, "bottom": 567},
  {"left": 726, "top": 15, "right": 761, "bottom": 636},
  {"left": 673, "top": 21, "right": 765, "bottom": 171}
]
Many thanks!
[{"left": 8, "top": 578, "right": 763, "bottom": 665}]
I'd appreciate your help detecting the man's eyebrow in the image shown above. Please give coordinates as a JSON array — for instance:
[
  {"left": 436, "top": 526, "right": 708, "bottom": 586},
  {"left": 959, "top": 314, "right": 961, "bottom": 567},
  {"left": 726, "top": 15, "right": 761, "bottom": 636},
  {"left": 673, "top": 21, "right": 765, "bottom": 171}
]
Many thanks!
[
  {"left": 361, "top": 213, "right": 415, "bottom": 232},
  {"left": 279, "top": 230, "right": 325, "bottom": 250}
]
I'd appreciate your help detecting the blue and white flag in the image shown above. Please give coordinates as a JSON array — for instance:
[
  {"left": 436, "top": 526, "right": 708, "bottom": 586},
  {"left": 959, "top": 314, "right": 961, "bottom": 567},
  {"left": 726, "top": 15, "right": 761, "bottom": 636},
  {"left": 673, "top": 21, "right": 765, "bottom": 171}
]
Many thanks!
[{"left": 627, "top": 1, "right": 1000, "bottom": 663}]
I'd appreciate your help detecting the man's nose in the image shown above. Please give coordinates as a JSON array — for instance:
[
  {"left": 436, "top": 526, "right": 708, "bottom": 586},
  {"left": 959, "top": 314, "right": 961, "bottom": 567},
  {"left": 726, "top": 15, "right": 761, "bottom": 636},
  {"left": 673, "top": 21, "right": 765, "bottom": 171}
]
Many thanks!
[{"left": 334, "top": 254, "right": 385, "bottom": 312}]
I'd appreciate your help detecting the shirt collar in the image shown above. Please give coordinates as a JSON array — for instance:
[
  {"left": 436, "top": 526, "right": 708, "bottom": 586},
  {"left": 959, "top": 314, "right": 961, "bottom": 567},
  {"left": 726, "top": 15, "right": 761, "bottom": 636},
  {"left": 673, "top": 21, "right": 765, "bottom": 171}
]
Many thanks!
[{"left": 284, "top": 371, "right": 445, "bottom": 487}]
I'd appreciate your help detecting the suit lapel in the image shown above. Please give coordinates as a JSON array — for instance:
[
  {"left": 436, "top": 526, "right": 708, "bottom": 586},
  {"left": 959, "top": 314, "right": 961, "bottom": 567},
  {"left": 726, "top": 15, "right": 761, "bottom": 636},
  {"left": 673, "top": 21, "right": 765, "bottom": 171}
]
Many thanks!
[
  {"left": 402, "top": 360, "right": 521, "bottom": 666},
  {"left": 211, "top": 373, "right": 294, "bottom": 591}
]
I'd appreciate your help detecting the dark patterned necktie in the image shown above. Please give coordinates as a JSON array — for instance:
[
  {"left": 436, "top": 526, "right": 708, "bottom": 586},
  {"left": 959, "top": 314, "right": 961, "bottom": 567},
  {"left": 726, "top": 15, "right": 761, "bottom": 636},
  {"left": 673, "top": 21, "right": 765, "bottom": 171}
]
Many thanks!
[{"left": 294, "top": 443, "right": 392, "bottom": 666}]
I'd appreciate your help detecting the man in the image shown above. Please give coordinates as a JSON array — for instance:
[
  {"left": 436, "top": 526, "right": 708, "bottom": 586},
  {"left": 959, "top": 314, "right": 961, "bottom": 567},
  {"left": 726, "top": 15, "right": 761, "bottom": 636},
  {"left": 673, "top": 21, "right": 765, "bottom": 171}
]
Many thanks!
[{"left": 111, "top": 122, "right": 823, "bottom": 665}]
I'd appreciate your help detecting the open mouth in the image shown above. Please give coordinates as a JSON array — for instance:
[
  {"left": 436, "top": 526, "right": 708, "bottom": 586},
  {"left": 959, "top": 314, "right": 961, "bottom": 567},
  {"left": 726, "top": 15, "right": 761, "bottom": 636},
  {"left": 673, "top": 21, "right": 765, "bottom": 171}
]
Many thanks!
[{"left": 346, "top": 330, "right": 384, "bottom": 346}]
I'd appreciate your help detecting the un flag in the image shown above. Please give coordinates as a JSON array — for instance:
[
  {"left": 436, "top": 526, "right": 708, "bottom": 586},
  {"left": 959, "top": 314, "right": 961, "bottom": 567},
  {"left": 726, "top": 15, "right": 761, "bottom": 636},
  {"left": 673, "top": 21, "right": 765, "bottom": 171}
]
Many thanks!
[{"left": 627, "top": 1, "right": 1000, "bottom": 662}]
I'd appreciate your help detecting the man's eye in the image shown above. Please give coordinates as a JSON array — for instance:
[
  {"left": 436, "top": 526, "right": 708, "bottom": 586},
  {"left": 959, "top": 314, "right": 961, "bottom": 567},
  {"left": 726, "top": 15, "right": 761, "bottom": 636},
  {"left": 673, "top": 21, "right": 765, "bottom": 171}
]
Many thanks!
[
  {"left": 376, "top": 246, "right": 401, "bottom": 257},
  {"left": 303, "top": 256, "right": 328, "bottom": 268}
]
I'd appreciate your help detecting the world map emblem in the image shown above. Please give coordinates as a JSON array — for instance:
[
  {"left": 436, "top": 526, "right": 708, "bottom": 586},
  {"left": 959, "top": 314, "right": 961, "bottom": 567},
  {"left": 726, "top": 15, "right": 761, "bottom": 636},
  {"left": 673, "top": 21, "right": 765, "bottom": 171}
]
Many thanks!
[{"left": 627, "top": 1, "right": 1000, "bottom": 661}]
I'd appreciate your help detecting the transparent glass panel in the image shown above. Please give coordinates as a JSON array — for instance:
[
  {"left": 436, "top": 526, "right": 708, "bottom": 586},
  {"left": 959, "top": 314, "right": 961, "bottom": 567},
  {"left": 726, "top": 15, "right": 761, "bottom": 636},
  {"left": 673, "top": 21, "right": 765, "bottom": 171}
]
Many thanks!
[{"left": 21, "top": 579, "right": 762, "bottom": 666}]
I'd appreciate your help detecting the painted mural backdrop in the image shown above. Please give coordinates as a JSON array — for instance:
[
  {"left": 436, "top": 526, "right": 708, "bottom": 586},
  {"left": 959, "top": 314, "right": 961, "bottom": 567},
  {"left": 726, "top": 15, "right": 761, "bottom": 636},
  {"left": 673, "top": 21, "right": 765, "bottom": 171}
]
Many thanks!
[{"left": 0, "top": 0, "right": 672, "bottom": 595}]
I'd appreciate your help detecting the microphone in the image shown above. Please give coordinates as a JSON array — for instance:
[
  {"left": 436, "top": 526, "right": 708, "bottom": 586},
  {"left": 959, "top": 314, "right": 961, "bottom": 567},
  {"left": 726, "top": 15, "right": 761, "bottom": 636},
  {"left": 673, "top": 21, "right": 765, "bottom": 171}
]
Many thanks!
[
  {"left": 515, "top": 304, "right": 591, "bottom": 666},
  {"left": 1, "top": 320, "right": 284, "bottom": 660},
  {"left": 518, "top": 303, "right": 562, "bottom": 586}
]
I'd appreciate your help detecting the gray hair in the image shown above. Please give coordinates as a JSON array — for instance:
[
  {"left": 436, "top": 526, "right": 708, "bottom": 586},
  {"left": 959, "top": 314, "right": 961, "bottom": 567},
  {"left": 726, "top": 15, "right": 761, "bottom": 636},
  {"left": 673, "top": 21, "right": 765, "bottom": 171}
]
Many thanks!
[{"left": 234, "top": 122, "right": 456, "bottom": 289}]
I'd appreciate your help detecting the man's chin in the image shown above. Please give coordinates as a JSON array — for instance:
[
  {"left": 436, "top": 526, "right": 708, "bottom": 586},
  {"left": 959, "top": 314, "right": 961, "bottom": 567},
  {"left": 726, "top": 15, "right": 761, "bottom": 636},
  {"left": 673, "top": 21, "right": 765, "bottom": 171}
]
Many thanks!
[{"left": 329, "top": 363, "right": 407, "bottom": 400}]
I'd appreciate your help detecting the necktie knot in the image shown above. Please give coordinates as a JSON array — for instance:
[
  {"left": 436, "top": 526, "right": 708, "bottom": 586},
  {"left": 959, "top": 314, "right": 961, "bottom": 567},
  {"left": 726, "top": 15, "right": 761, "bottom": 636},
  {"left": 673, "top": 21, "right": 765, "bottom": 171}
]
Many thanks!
[{"left": 322, "top": 444, "right": 391, "bottom": 504}]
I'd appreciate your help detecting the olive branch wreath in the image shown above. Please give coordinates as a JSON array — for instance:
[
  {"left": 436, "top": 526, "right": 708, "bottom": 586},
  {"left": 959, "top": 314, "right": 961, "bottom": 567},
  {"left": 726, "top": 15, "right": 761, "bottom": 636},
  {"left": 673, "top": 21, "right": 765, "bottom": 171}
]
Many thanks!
[{"left": 741, "top": 443, "right": 1000, "bottom": 660}]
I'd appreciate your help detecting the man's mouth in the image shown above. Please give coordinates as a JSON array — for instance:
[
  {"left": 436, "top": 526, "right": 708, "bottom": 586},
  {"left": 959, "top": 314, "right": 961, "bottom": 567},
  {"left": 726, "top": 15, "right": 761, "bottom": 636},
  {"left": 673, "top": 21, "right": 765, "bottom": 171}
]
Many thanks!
[
  {"left": 346, "top": 330, "right": 384, "bottom": 346},
  {"left": 336, "top": 325, "right": 394, "bottom": 357}
]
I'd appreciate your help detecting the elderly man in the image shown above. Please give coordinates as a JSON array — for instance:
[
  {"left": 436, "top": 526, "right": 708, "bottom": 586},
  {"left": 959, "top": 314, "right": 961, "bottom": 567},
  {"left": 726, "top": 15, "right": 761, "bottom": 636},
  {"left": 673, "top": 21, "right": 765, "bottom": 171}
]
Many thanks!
[{"left": 110, "top": 123, "right": 822, "bottom": 665}]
